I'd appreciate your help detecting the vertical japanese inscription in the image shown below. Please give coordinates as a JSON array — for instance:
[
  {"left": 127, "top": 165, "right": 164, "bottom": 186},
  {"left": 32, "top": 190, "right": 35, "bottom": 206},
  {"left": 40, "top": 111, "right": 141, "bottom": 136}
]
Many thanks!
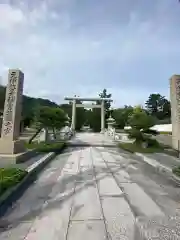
[
  {"left": 175, "top": 78, "right": 180, "bottom": 125},
  {"left": 3, "top": 71, "right": 18, "bottom": 136}
]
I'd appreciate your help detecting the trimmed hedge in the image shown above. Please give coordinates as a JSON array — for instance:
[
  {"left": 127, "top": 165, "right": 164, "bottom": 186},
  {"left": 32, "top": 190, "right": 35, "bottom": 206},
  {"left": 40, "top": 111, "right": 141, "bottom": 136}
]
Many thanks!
[
  {"left": 119, "top": 142, "right": 178, "bottom": 159},
  {"left": 118, "top": 142, "right": 163, "bottom": 153},
  {"left": 0, "top": 168, "right": 27, "bottom": 196},
  {"left": 25, "top": 141, "right": 66, "bottom": 153}
]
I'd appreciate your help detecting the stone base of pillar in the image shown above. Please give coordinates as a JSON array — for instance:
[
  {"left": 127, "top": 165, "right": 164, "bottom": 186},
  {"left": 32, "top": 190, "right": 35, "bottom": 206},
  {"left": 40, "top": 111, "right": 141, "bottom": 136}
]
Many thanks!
[
  {"left": 172, "top": 137, "right": 179, "bottom": 151},
  {"left": 100, "top": 129, "right": 105, "bottom": 134},
  {"left": 0, "top": 139, "right": 26, "bottom": 155},
  {"left": 0, "top": 149, "right": 37, "bottom": 166}
]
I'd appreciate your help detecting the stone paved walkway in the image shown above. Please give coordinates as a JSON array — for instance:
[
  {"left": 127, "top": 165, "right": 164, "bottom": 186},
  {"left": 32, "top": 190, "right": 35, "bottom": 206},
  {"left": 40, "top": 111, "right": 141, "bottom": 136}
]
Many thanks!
[
  {"left": 68, "top": 132, "right": 115, "bottom": 146},
  {"left": 0, "top": 143, "right": 180, "bottom": 239}
]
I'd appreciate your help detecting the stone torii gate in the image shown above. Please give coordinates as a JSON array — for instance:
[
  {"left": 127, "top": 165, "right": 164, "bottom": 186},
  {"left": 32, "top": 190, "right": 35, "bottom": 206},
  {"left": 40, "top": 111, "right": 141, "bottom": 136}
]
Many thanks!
[{"left": 64, "top": 97, "right": 113, "bottom": 133}]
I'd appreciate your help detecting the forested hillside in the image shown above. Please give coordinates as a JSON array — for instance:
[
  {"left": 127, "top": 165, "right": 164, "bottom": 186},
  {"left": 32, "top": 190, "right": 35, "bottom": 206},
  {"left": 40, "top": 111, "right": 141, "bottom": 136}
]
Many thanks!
[{"left": 0, "top": 85, "right": 59, "bottom": 125}]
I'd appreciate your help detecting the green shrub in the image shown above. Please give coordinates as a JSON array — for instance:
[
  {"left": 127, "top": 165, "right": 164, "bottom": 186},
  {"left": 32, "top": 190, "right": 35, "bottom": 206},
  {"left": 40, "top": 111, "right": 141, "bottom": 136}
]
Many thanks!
[
  {"left": 145, "top": 138, "right": 161, "bottom": 148},
  {"left": 127, "top": 106, "right": 155, "bottom": 144},
  {"left": 128, "top": 129, "right": 144, "bottom": 143},
  {"left": 172, "top": 167, "right": 180, "bottom": 177},
  {"left": 0, "top": 168, "right": 27, "bottom": 196},
  {"left": 25, "top": 141, "right": 65, "bottom": 153}
]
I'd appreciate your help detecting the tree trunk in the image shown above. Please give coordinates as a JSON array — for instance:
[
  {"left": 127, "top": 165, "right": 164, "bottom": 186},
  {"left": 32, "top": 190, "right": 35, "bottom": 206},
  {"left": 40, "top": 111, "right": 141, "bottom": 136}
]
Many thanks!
[
  {"left": 29, "top": 128, "right": 42, "bottom": 144},
  {"left": 52, "top": 127, "right": 56, "bottom": 140}
]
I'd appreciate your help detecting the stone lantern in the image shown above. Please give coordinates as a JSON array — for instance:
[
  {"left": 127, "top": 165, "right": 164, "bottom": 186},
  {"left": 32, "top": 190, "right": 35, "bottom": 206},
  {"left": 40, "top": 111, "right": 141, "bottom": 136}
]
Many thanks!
[
  {"left": 107, "top": 114, "right": 116, "bottom": 130},
  {"left": 65, "top": 114, "right": 71, "bottom": 126},
  {"left": 106, "top": 112, "right": 116, "bottom": 138}
]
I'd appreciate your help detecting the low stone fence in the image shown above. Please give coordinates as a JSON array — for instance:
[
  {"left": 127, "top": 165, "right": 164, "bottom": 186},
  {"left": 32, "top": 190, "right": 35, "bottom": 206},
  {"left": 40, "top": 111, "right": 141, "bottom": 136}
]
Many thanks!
[
  {"left": 105, "top": 128, "right": 134, "bottom": 143},
  {"left": 106, "top": 128, "right": 173, "bottom": 147},
  {"left": 33, "top": 127, "right": 74, "bottom": 143}
]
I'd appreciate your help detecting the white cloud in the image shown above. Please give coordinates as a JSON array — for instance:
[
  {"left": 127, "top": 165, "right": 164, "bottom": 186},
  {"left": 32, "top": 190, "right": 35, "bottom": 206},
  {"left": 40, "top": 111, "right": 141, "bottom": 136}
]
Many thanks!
[
  {"left": 0, "top": 0, "right": 180, "bottom": 107},
  {"left": 0, "top": 4, "right": 25, "bottom": 30}
]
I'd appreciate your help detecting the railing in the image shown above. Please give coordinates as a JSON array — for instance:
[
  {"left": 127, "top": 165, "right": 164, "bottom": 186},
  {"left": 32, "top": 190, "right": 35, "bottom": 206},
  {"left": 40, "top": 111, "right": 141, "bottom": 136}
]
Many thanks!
[
  {"left": 33, "top": 127, "right": 74, "bottom": 143},
  {"left": 105, "top": 127, "right": 134, "bottom": 143}
]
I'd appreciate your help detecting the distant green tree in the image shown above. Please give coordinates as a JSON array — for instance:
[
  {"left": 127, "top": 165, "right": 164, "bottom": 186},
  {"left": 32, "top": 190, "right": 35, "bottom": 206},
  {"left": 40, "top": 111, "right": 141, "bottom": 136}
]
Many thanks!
[
  {"left": 145, "top": 93, "right": 171, "bottom": 120},
  {"left": 89, "top": 89, "right": 112, "bottom": 132},
  {"left": 99, "top": 89, "right": 112, "bottom": 113},
  {"left": 0, "top": 85, "right": 5, "bottom": 110},
  {"left": 75, "top": 99, "right": 86, "bottom": 131},
  {"left": 127, "top": 106, "right": 155, "bottom": 144},
  {"left": 60, "top": 104, "right": 72, "bottom": 119},
  {"left": 0, "top": 85, "right": 60, "bottom": 129},
  {"left": 34, "top": 106, "right": 67, "bottom": 138},
  {"left": 112, "top": 106, "right": 133, "bottom": 129}
]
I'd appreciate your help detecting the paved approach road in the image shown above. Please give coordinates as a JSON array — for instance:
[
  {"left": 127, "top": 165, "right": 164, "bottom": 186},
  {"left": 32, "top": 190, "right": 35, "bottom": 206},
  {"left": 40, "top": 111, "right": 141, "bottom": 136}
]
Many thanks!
[{"left": 0, "top": 135, "right": 180, "bottom": 239}]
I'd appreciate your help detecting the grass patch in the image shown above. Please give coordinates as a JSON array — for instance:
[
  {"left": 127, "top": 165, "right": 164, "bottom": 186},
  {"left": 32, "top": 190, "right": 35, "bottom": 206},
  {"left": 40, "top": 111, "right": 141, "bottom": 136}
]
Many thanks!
[
  {"left": 159, "top": 143, "right": 179, "bottom": 158},
  {"left": 118, "top": 142, "right": 164, "bottom": 154},
  {"left": 0, "top": 168, "right": 27, "bottom": 196},
  {"left": 163, "top": 149, "right": 179, "bottom": 158},
  {"left": 172, "top": 167, "right": 180, "bottom": 177},
  {"left": 25, "top": 141, "right": 66, "bottom": 153},
  {"left": 119, "top": 142, "right": 179, "bottom": 158},
  {"left": 159, "top": 132, "right": 172, "bottom": 135}
]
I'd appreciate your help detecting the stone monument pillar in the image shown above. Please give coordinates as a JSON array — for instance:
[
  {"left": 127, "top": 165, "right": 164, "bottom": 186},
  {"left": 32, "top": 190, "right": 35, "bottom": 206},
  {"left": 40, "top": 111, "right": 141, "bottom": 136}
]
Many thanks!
[
  {"left": 170, "top": 75, "right": 180, "bottom": 150},
  {"left": 101, "top": 100, "right": 105, "bottom": 133},
  {"left": 0, "top": 69, "right": 25, "bottom": 154},
  {"left": 71, "top": 99, "right": 76, "bottom": 131}
]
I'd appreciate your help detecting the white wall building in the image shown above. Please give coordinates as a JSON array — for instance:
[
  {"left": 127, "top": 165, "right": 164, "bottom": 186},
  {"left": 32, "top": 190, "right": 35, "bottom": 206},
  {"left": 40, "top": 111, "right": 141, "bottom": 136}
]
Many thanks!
[{"left": 124, "top": 124, "right": 172, "bottom": 133}]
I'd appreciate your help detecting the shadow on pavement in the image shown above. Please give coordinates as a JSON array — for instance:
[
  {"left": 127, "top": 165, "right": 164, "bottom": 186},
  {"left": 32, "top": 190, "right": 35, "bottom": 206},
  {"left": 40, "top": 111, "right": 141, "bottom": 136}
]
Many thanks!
[{"left": 0, "top": 158, "right": 122, "bottom": 233}]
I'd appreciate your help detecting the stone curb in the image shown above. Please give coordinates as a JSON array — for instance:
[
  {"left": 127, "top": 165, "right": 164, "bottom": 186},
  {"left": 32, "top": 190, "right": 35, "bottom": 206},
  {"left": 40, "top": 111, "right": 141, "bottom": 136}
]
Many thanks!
[
  {"left": 0, "top": 144, "right": 66, "bottom": 217},
  {"left": 67, "top": 143, "right": 117, "bottom": 148},
  {"left": 135, "top": 152, "right": 180, "bottom": 185}
]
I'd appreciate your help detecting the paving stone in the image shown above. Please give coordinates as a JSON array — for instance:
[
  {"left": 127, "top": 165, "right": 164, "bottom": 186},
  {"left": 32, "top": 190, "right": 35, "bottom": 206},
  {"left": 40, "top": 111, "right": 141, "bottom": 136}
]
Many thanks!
[
  {"left": 114, "top": 170, "right": 132, "bottom": 183},
  {"left": 121, "top": 182, "right": 164, "bottom": 217},
  {"left": 3, "top": 169, "right": 62, "bottom": 223},
  {"left": 98, "top": 174, "right": 123, "bottom": 197},
  {"left": 2, "top": 136, "right": 180, "bottom": 240},
  {"left": 67, "top": 220, "right": 107, "bottom": 240},
  {"left": 61, "top": 150, "right": 81, "bottom": 175},
  {"left": 102, "top": 197, "right": 135, "bottom": 240},
  {"left": 77, "top": 170, "right": 95, "bottom": 182},
  {"left": 106, "top": 164, "right": 122, "bottom": 174},
  {"left": 100, "top": 151, "right": 118, "bottom": 164},
  {"left": 71, "top": 182, "right": 103, "bottom": 220},
  {"left": 24, "top": 197, "right": 73, "bottom": 240},
  {"left": 135, "top": 215, "right": 180, "bottom": 239},
  {"left": 95, "top": 171, "right": 111, "bottom": 181},
  {"left": 48, "top": 174, "right": 75, "bottom": 201},
  {"left": 94, "top": 165, "right": 111, "bottom": 175},
  {"left": 79, "top": 148, "right": 93, "bottom": 173},
  {"left": 79, "top": 165, "right": 93, "bottom": 172},
  {"left": 92, "top": 158, "right": 108, "bottom": 173},
  {"left": 0, "top": 221, "right": 33, "bottom": 240}
]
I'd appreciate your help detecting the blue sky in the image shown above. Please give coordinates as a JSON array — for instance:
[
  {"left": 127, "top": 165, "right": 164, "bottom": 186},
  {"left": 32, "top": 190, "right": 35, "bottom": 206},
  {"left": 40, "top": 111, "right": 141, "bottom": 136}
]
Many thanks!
[{"left": 0, "top": 0, "right": 180, "bottom": 107}]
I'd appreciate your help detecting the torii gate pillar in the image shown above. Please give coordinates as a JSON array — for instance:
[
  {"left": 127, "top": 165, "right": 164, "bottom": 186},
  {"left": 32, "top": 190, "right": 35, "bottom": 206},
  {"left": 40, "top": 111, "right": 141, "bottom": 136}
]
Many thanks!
[
  {"left": 64, "top": 97, "right": 113, "bottom": 133},
  {"left": 100, "top": 100, "right": 105, "bottom": 133},
  {"left": 71, "top": 99, "right": 76, "bottom": 131}
]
